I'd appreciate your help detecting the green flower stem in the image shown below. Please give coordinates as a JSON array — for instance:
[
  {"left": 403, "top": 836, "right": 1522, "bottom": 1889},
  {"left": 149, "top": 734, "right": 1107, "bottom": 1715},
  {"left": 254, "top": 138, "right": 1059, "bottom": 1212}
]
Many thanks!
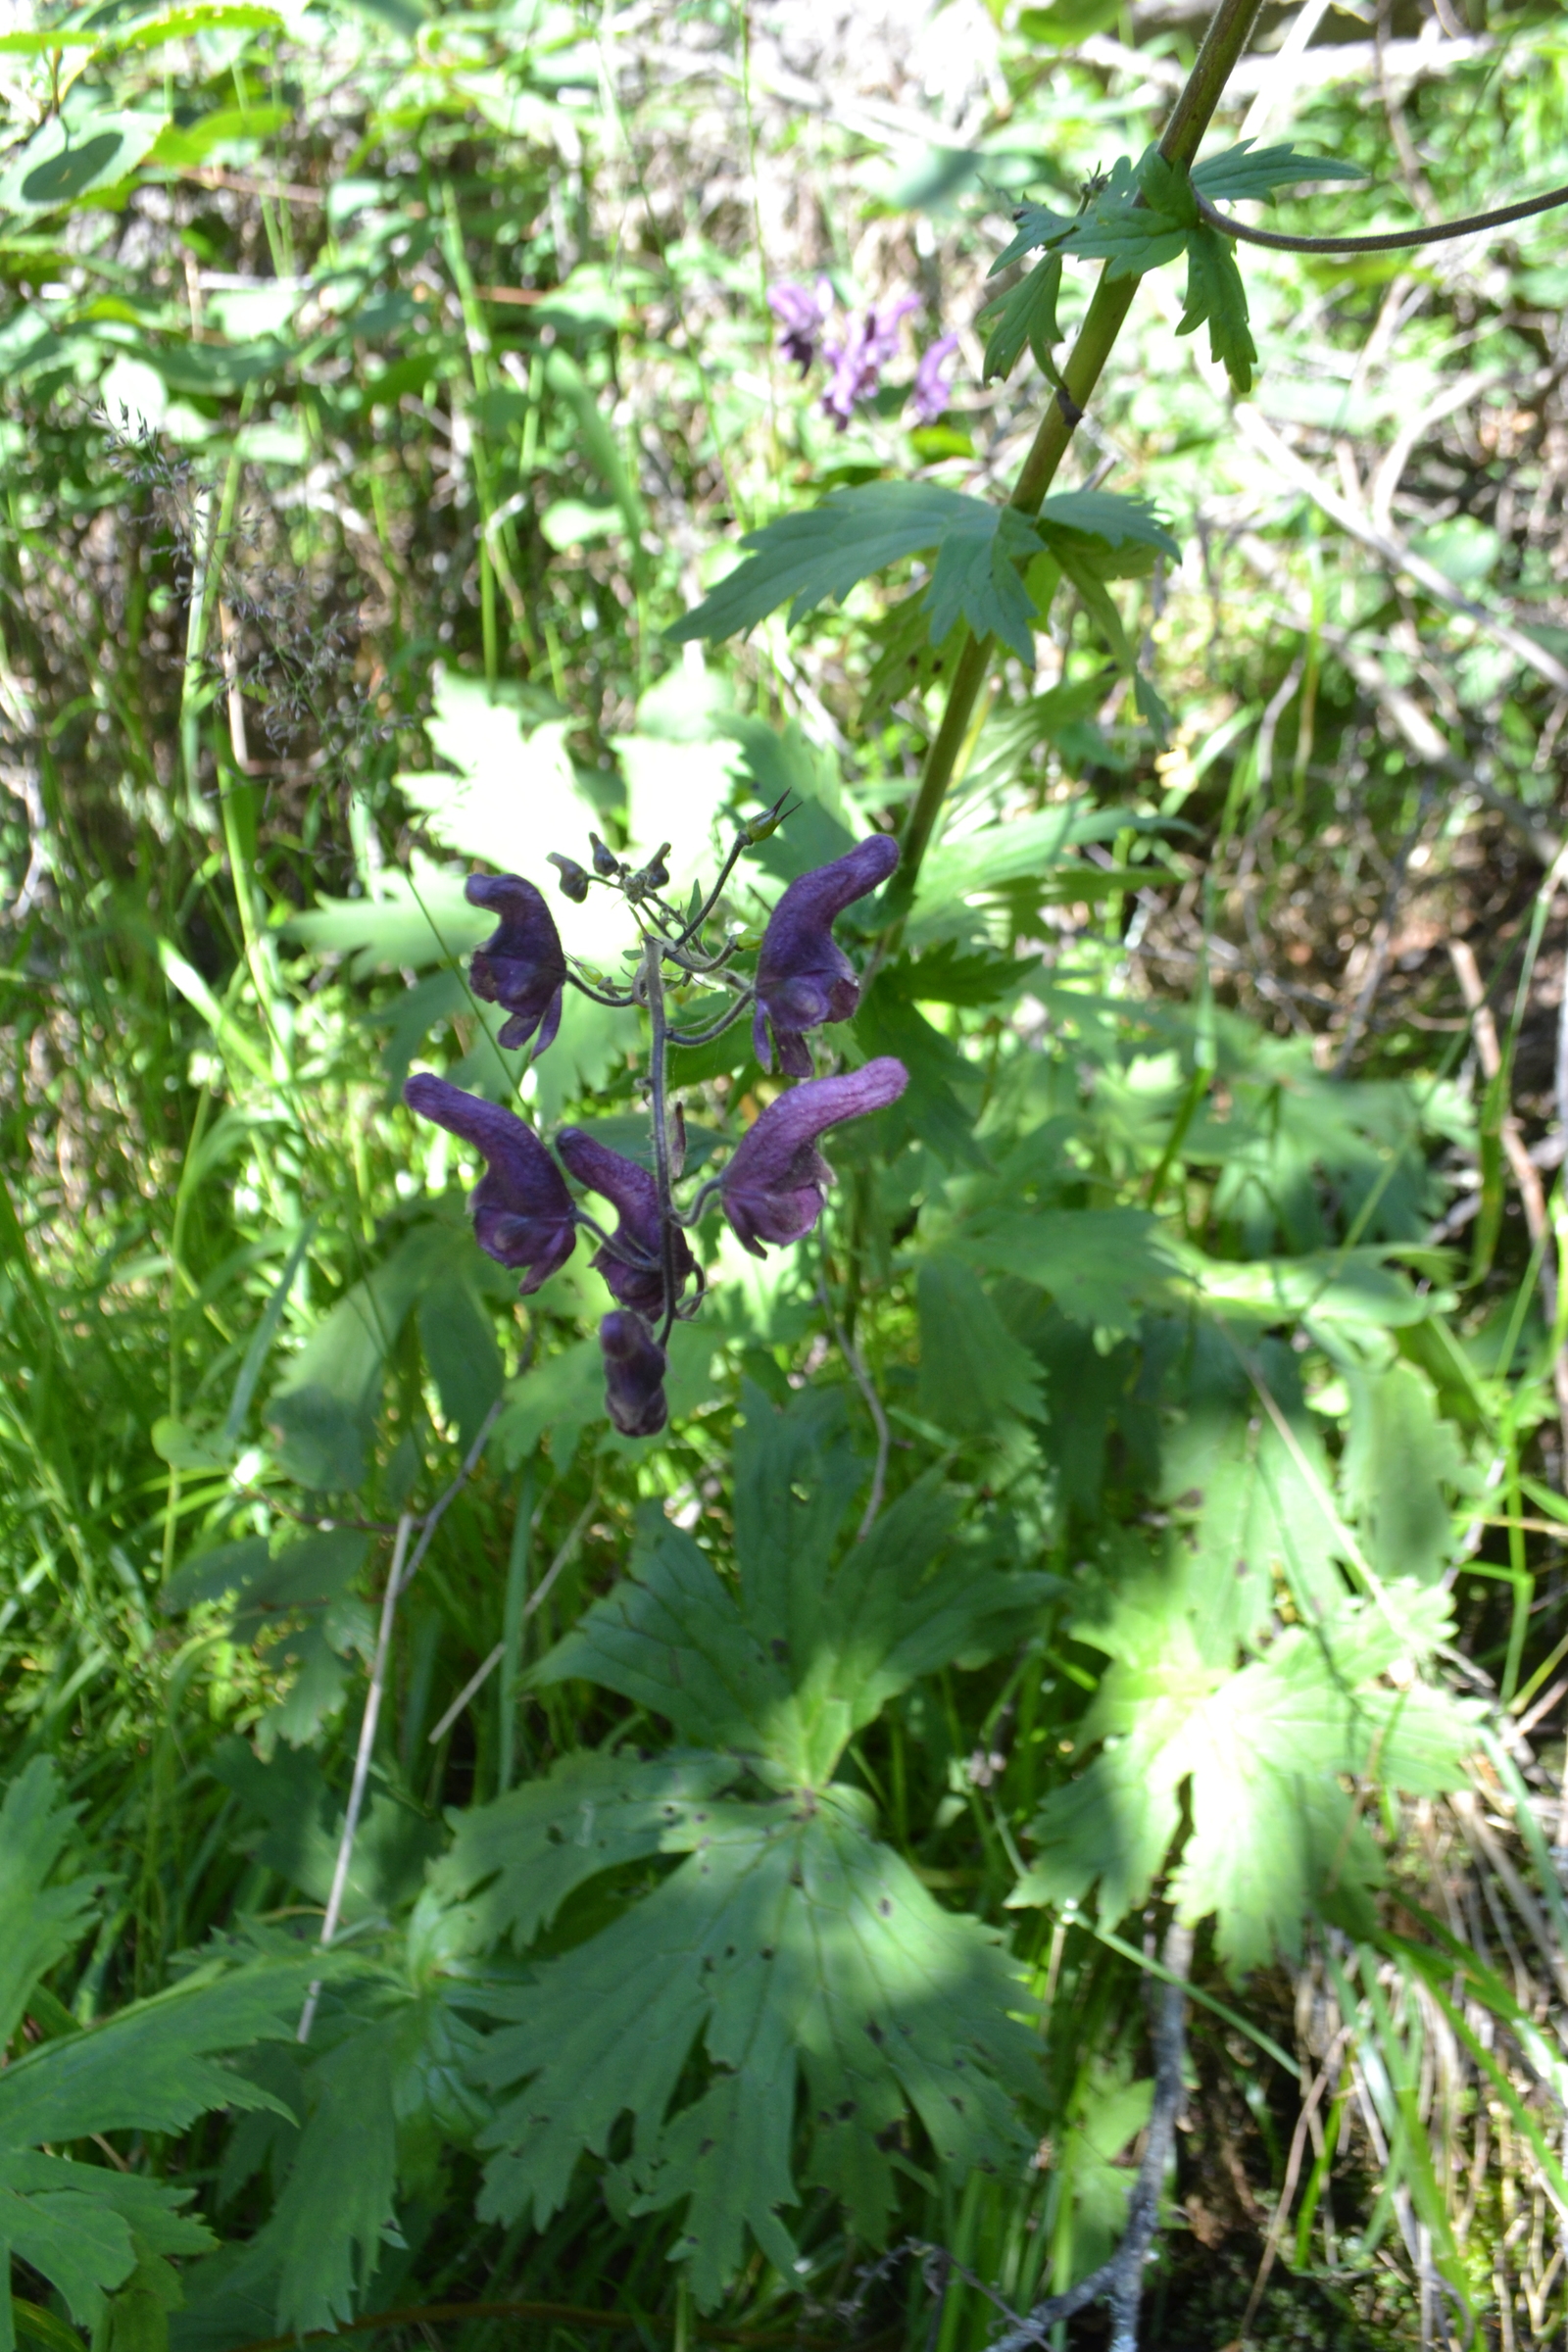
[
  {"left": 643, "top": 930, "right": 681, "bottom": 1344},
  {"left": 887, "top": 0, "right": 1267, "bottom": 918}
]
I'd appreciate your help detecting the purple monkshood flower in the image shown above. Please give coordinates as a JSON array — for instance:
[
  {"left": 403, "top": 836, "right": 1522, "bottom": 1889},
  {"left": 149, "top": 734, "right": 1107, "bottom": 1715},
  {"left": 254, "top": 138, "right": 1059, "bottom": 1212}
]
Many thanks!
[
  {"left": 556, "top": 1126, "right": 695, "bottom": 1321},
  {"left": 600, "top": 1310, "right": 668, "bottom": 1438},
  {"left": 753, "top": 832, "right": 901, "bottom": 1077},
  {"left": 404, "top": 1075, "right": 576, "bottom": 1293},
  {"left": 466, "top": 873, "right": 567, "bottom": 1056},
  {"left": 820, "top": 295, "right": 920, "bottom": 431},
  {"left": 767, "top": 277, "right": 833, "bottom": 374},
  {"left": 908, "top": 333, "right": 959, "bottom": 427},
  {"left": 721, "top": 1059, "right": 909, "bottom": 1257}
]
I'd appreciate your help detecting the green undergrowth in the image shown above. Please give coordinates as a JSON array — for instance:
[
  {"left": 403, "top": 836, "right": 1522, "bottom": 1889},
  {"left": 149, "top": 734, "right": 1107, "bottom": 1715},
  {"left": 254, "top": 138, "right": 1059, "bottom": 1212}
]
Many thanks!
[{"left": 4, "top": 1, "right": 1568, "bottom": 2349}]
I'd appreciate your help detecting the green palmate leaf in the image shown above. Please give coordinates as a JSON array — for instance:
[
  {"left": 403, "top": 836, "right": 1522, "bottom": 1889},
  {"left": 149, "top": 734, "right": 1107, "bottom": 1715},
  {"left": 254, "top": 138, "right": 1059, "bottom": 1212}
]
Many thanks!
[
  {"left": 1190, "top": 139, "right": 1366, "bottom": 204},
  {"left": 926, "top": 506, "right": 1043, "bottom": 663},
  {"left": 465, "top": 1787, "right": 1037, "bottom": 2306},
  {"left": 1176, "top": 225, "right": 1257, "bottom": 394},
  {"left": 991, "top": 198, "right": 1077, "bottom": 273},
  {"left": 953, "top": 1207, "right": 1180, "bottom": 1345},
  {"left": 1036, "top": 490, "right": 1179, "bottom": 561},
  {"left": 0, "top": 1761, "right": 97, "bottom": 2051},
  {"left": 917, "top": 1258, "right": 1046, "bottom": 1437},
  {"left": 446, "top": 1392, "right": 1048, "bottom": 2299},
  {"left": 668, "top": 481, "right": 1175, "bottom": 671},
  {"left": 911, "top": 801, "right": 1163, "bottom": 917},
  {"left": 0, "top": 1963, "right": 313, "bottom": 2147},
  {"left": 537, "top": 1395, "right": 1044, "bottom": 1784},
  {"left": 853, "top": 986, "right": 988, "bottom": 1170},
  {"left": 243, "top": 2021, "right": 398, "bottom": 2335},
  {"left": 434, "top": 1752, "right": 745, "bottom": 1947},
  {"left": 285, "top": 863, "right": 488, "bottom": 978},
  {"left": 666, "top": 483, "right": 1001, "bottom": 644},
  {"left": 0, "top": 2161, "right": 212, "bottom": 2352},
  {"left": 1158, "top": 1363, "right": 1345, "bottom": 1651},
  {"left": 980, "top": 253, "right": 1063, "bottom": 382},
  {"left": 0, "top": 1935, "right": 328, "bottom": 2352},
  {"left": 1013, "top": 1578, "right": 1481, "bottom": 1975}
]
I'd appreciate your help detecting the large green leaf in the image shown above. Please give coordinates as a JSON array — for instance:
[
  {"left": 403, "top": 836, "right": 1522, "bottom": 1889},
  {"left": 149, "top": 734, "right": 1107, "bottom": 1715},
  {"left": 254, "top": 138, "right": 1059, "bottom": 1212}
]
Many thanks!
[
  {"left": 666, "top": 483, "right": 1001, "bottom": 644},
  {"left": 0, "top": 1762, "right": 97, "bottom": 2052},
  {"left": 0, "top": 1953, "right": 329, "bottom": 2352},
  {"left": 466, "top": 1788, "right": 1037, "bottom": 2305},
  {"left": 667, "top": 482, "right": 1173, "bottom": 668},
  {"left": 447, "top": 1393, "right": 1047, "bottom": 2298},
  {"left": 0, "top": 111, "right": 165, "bottom": 215},
  {"left": 952, "top": 1207, "right": 1180, "bottom": 1344},
  {"left": 1014, "top": 1577, "right": 1481, "bottom": 1975},
  {"left": 916, "top": 1258, "right": 1046, "bottom": 1437},
  {"left": 537, "top": 1389, "right": 1046, "bottom": 1784}
]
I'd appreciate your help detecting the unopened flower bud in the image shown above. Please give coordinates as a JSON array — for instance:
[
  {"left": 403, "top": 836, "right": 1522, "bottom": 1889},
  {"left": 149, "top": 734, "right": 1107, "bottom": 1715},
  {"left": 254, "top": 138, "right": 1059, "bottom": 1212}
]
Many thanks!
[
  {"left": 547, "top": 852, "right": 591, "bottom": 904},
  {"left": 643, "top": 843, "right": 671, "bottom": 889},
  {"left": 600, "top": 1310, "right": 667, "bottom": 1438},
  {"left": 589, "top": 832, "right": 620, "bottom": 878}
]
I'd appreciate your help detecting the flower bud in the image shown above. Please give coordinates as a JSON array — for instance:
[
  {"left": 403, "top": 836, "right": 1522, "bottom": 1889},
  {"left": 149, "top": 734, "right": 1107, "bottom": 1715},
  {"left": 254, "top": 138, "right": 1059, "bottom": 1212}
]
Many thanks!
[
  {"left": 600, "top": 1310, "right": 667, "bottom": 1438},
  {"left": 589, "top": 831, "right": 621, "bottom": 878},
  {"left": 547, "top": 852, "right": 591, "bottom": 904}
]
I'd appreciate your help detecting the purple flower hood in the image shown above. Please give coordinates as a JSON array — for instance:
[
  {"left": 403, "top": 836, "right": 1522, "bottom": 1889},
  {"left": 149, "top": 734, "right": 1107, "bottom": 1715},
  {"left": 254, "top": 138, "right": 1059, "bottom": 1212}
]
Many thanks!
[
  {"left": 404, "top": 1074, "right": 576, "bottom": 1293},
  {"left": 721, "top": 1057, "right": 908, "bottom": 1256},
  {"left": 556, "top": 1125, "right": 695, "bottom": 1320},
  {"left": 753, "top": 832, "right": 900, "bottom": 1077},
  {"left": 466, "top": 873, "right": 567, "bottom": 1055}
]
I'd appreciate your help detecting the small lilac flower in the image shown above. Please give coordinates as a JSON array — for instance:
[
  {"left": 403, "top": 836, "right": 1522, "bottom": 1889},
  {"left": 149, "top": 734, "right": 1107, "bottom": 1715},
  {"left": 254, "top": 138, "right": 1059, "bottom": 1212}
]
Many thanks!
[
  {"left": 753, "top": 832, "right": 901, "bottom": 1077},
  {"left": 820, "top": 295, "right": 919, "bottom": 431},
  {"left": 466, "top": 873, "right": 567, "bottom": 1055},
  {"left": 908, "top": 333, "right": 959, "bottom": 427},
  {"left": 404, "top": 1075, "right": 576, "bottom": 1293},
  {"left": 721, "top": 1059, "right": 909, "bottom": 1257},
  {"left": 556, "top": 1125, "right": 695, "bottom": 1320},
  {"left": 600, "top": 1310, "right": 668, "bottom": 1438},
  {"left": 767, "top": 277, "right": 833, "bottom": 373}
]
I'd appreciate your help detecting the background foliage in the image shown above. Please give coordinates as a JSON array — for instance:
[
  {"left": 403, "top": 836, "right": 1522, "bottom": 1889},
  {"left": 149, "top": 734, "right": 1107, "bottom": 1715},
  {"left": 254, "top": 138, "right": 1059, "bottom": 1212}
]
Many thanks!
[{"left": 6, "top": 0, "right": 1568, "bottom": 2346}]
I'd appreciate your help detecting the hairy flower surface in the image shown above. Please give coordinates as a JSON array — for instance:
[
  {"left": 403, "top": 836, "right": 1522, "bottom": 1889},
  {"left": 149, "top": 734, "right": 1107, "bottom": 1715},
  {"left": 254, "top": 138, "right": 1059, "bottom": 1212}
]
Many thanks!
[
  {"left": 721, "top": 1057, "right": 908, "bottom": 1255},
  {"left": 599, "top": 1310, "right": 668, "bottom": 1437},
  {"left": 557, "top": 1126, "right": 695, "bottom": 1319},
  {"left": 820, "top": 295, "right": 919, "bottom": 429},
  {"left": 766, "top": 277, "right": 832, "bottom": 373},
  {"left": 466, "top": 873, "right": 567, "bottom": 1054},
  {"left": 909, "top": 333, "right": 959, "bottom": 425},
  {"left": 404, "top": 1075, "right": 576, "bottom": 1292},
  {"left": 753, "top": 832, "right": 900, "bottom": 1075}
]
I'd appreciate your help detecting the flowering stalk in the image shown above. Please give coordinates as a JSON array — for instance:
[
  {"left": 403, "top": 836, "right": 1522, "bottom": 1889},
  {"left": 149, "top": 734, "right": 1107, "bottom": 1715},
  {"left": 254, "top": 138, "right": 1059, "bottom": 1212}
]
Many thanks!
[
  {"left": 884, "top": 0, "right": 1269, "bottom": 918},
  {"left": 405, "top": 820, "right": 906, "bottom": 1437}
]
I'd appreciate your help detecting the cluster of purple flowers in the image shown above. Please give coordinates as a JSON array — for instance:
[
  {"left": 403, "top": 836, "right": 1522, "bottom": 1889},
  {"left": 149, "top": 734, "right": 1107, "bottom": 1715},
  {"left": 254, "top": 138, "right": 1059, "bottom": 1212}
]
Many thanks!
[
  {"left": 766, "top": 281, "right": 958, "bottom": 433},
  {"left": 404, "top": 835, "right": 907, "bottom": 1440}
]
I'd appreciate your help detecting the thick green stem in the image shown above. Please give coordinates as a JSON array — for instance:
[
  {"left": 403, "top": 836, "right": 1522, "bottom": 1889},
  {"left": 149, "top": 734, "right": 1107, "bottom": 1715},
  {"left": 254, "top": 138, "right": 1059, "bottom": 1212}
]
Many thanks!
[{"left": 888, "top": 0, "right": 1266, "bottom": 917}]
